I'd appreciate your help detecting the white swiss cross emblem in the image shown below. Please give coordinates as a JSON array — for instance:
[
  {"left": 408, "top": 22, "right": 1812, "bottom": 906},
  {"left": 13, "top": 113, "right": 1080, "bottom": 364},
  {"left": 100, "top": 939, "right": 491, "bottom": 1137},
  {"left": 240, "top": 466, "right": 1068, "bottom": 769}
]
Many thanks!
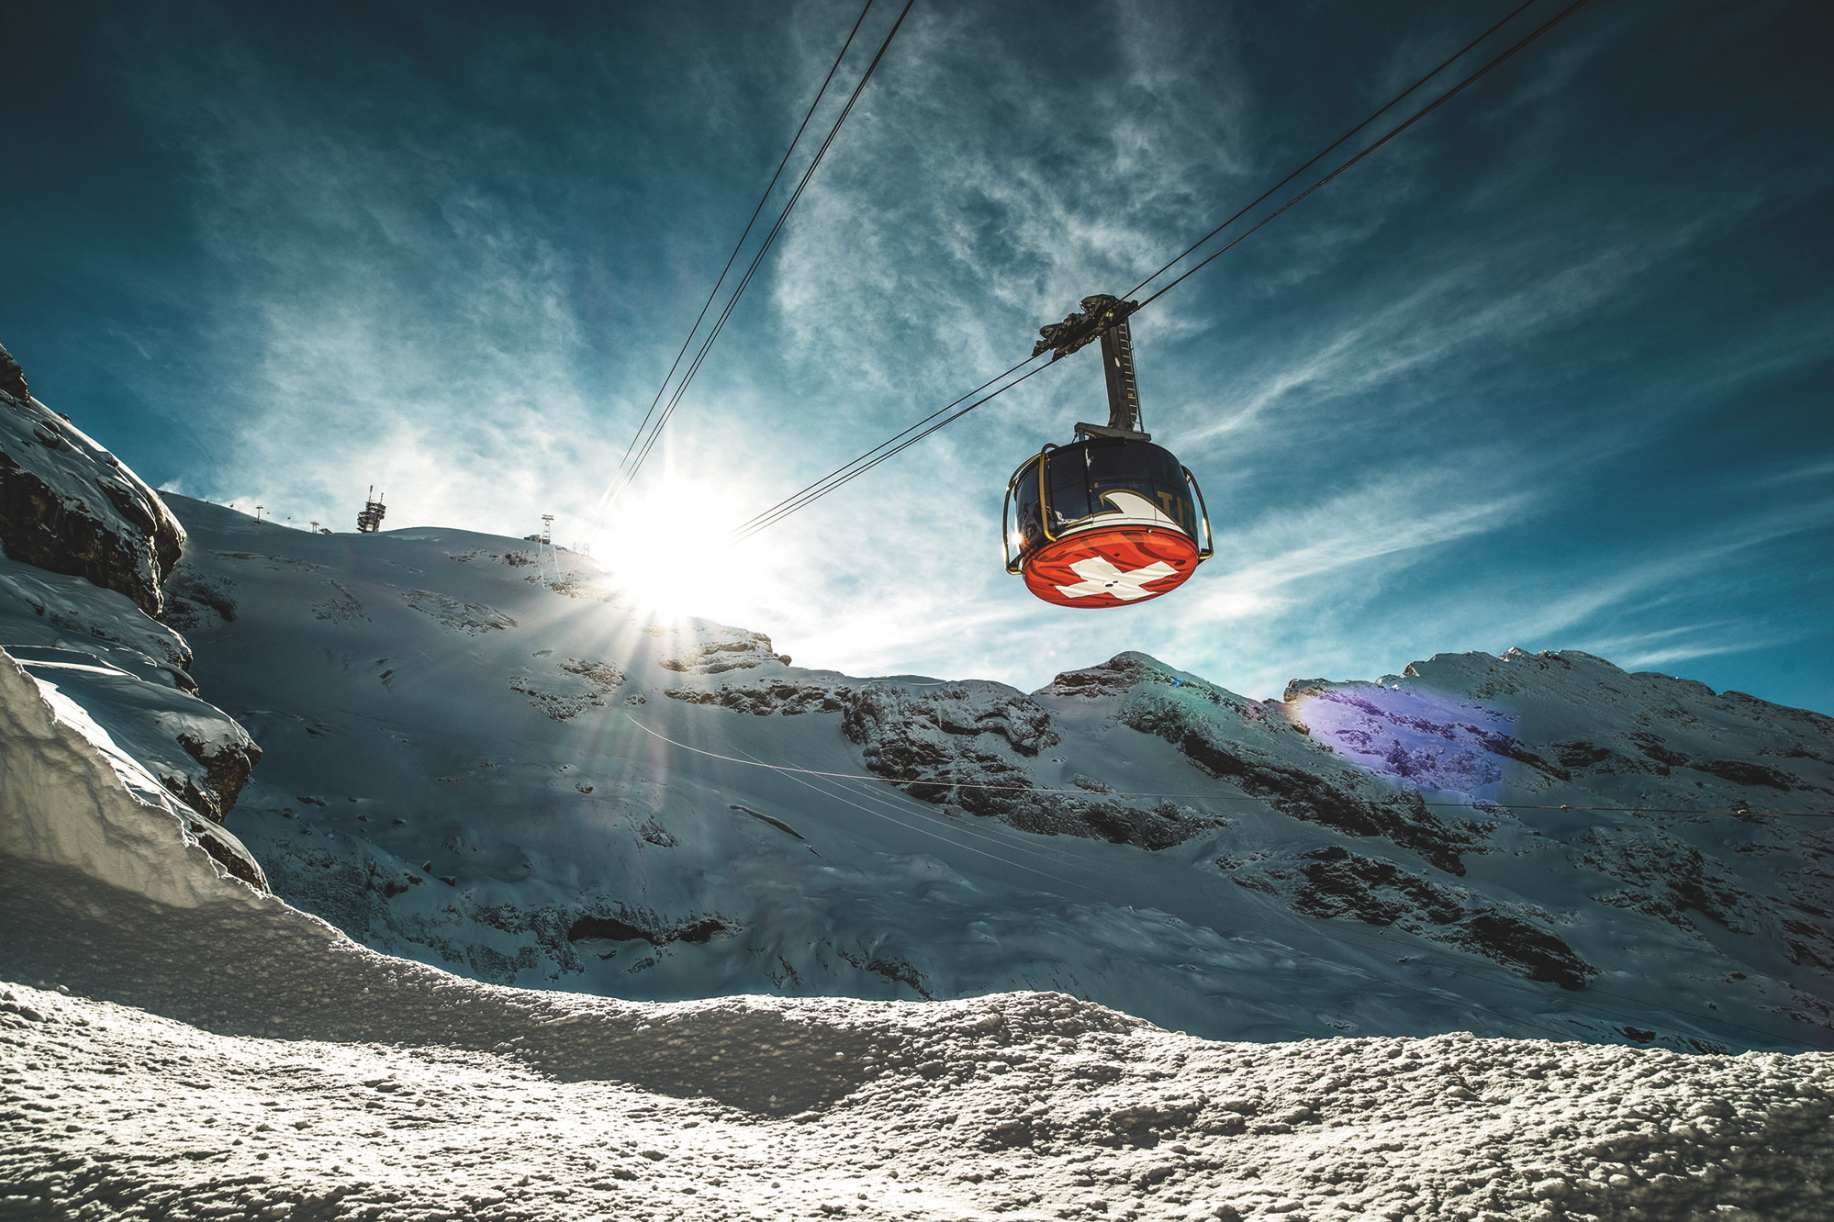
[{"left": 1055, "top": 556, "right": 1179, "bottom": 601}]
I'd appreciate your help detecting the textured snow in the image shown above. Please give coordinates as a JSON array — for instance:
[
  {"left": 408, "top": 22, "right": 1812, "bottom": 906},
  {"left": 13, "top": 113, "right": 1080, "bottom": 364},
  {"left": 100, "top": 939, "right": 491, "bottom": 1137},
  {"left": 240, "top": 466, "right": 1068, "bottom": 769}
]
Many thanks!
[
  {"left": 0, "top": 557, "right": 192, "bottom": 680},
  {"left": 3, "top": 852, "right": 1833, "bottom": 1221}
]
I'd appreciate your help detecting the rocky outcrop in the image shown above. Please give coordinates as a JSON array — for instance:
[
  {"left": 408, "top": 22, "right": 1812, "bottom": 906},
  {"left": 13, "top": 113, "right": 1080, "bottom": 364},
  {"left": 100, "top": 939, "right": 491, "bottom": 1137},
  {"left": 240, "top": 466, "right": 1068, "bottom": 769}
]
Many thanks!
[
  {"left": 664, "top": 680, "right": 848, "bottom": 715},
  {"left": 837, "top": 681, "right": 1210, "bottom": 850},
  {"left": 657, "top": 625, "right": 791, "bottom": 674},
  {"left": 1227, "top": 845, "right": 1596, "bottom": 990},
  {"left": 0, "top": 649, "right": 267, "bottom": 900},
  {"left": 400, "top": 588, "right": 515, "bottom": 635},
  {"left": 174, "top": 730, "right": 262, "bottom": 822},
  {"left": 656, "top": 671, "right": 1209, "bottom": 850},
  {"left": 160, "top": 560, "right": 239, "bottom": 633},
  {"left": 509, "top": 657, "right": 626, "bottom": 721},
  {"left": 0, "top": 346, "right": 184, "bottom": 618},
  {"left": 842, "top": 681, "right": 1060, "bottom": 762},
  {"left": 0, "top": 341, "right": 262, "bottom": 831},
  {"left": 0, "top": 343, "right": 27, "bottom": 405}
]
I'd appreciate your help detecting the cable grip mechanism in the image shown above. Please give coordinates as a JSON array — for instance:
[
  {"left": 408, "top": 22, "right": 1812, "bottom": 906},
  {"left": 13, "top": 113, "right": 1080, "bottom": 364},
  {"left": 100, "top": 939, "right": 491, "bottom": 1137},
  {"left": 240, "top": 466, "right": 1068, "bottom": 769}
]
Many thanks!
[{"left": 1033, "top": 293, "right": 1146, "bottom": 436}]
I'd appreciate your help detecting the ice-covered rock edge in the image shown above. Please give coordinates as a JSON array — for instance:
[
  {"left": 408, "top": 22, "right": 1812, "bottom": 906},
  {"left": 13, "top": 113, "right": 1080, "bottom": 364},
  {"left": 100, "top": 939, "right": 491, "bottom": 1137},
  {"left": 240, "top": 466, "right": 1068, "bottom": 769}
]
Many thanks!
[{"left": 0, "top": 647, "right": 267, "bottom": 908}]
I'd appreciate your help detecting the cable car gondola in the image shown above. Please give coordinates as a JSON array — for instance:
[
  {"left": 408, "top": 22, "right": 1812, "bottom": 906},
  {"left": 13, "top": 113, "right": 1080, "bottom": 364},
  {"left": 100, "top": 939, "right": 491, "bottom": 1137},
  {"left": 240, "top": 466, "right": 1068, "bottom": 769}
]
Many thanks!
[{"left": 1003, "top": 295, "right": 1212, "bottom": 608}]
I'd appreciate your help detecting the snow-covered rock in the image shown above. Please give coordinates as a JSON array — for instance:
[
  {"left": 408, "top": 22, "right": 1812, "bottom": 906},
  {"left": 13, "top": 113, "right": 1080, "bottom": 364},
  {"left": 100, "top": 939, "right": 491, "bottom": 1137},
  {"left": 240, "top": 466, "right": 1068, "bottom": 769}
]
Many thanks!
[
  {"left": 0, "top": 559, "right": 262, "bottom": 824},
  {"left": 0, "top": 342, "right": 183, "bottom": 617},
  {"left": 0, "top": 648, "right": 265, "bottom": 900},
  {"left": 0, "top": 343, "right": 261, "bottom": 838}
]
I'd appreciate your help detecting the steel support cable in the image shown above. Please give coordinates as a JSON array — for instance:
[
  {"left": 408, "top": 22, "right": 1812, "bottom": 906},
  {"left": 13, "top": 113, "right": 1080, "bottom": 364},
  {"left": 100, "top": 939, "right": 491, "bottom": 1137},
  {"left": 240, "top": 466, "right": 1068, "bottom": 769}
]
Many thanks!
[
  {"left": 727, "top": 0, "right": 1595, "bottom": 542},
  {"left": 725, "top": 353, "right": 1050, "bottom": 545},
  {"left": 724, "top": 354, "right": 1039, "bottom": 540},
  {"left": 610, "top": 0, "right": 919, "bottom": 513},
  {"left": 594, "top": 0, "right": 879, "bottom": 529},
  {"left": 1120, "top": 0, "right": 1543, "bottom": 303},
  {"left": 1133, "top": 0, "right": 1596, "bottom": 312}
]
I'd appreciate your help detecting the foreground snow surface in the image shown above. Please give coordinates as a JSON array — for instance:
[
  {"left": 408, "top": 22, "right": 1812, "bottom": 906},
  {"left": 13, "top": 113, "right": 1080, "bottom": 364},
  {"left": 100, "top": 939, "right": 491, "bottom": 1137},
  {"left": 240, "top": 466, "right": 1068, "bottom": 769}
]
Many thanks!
[{"left": 4, "top": 859, "right": 1834, "bottom": 1222}]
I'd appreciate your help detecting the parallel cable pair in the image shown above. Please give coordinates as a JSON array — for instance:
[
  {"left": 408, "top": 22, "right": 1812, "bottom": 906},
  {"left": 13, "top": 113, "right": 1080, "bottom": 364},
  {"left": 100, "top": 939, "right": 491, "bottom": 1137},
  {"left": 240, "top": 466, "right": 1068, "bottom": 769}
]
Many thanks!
[
  {"left": 594, "top": 0, "right": 916, "bottom": 535},
  {"left": 625, "top": 717, "right": 1832, "bottom": 820},
  {"left": 724, "top": 0, "right": 1596, "bottom": 545}
]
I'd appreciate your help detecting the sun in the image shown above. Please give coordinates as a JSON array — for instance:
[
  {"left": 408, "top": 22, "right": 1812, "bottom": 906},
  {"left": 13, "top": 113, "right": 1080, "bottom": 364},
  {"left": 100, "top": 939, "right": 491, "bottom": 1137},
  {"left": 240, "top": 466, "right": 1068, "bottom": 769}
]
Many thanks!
[{"left": 591, "top": 476, "right": 769, "bottom": 621}]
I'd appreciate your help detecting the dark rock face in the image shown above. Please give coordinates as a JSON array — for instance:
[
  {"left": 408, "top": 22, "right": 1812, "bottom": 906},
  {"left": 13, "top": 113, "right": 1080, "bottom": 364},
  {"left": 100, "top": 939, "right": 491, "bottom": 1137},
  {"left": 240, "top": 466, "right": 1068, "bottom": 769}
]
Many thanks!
[
  {"left": 664, "top": 681, "right": 848, "bottom": 715},
  {"left": 0, "top": 341, "right": 263, "bottom": 836},
  {"left": 189, "top": 822, "right": 267, "bottom": 891},
  {"left": 842, "top": 682, "right": 1060, "bottom": 763},
  {"left": 0, "top": 350, "right": 184, "bottom": 617},
  {"left": 161, "top": 561, "right": 240, "bottom": 632},
  {"left": 660, "top": 669, "right": 1210, "bottom": 850},
  {"left": 839, "top": 681, "right": 1208, "bottom": 850},
  {"left": 1577, "top": 825, "right": 1769, "bottom": 939},
  {"left": 566, "top": 909, "right": 737, "bottom": 950},
  {"left": 175, "top": 732, "right": 263, "bottom": 822},
  {"left": 0, "top": 344, "right": 27, "bottom": 405},
  {"left": 839, "top": 683, "right": 1041, "bottom": 814},
  {"left": 1229, "top": 845, "right": 1597, "bottom": 991}
]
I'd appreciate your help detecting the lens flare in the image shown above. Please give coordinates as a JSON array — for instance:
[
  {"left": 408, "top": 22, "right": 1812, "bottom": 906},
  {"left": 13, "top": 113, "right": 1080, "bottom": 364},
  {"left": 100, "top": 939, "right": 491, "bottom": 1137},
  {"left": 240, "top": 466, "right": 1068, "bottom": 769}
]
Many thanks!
[
  {"left": 1294, "top": 684, "right": 1516, "bottom": 802},
  {"left": 593, "top": 476, "right": 767, "bottom": 622}
]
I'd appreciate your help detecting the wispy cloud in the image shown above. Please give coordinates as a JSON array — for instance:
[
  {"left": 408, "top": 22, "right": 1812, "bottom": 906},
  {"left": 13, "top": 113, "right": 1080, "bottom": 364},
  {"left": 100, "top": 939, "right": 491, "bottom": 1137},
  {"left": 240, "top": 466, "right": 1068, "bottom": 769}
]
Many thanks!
[{"left": 63, "top": 0, "right": 1834, "bottom": 714}]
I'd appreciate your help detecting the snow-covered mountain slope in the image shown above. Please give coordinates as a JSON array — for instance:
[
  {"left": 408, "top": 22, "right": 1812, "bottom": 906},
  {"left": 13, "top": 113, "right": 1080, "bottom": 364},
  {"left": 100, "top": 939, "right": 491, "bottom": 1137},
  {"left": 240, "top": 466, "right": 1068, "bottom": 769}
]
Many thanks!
[
  {"left": 157, "top": 494, "right": 1834, "bottom": 1052},
  {"left": 5, "top": 853, "right": 1833, "bottom": 1222}
]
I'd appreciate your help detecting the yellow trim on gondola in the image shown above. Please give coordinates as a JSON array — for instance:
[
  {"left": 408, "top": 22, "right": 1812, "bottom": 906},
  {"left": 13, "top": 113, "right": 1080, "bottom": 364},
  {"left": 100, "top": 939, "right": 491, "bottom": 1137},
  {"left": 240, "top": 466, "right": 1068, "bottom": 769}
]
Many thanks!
[{"left": 1002, "top": 443, "right": 1058, "bottom": 574}]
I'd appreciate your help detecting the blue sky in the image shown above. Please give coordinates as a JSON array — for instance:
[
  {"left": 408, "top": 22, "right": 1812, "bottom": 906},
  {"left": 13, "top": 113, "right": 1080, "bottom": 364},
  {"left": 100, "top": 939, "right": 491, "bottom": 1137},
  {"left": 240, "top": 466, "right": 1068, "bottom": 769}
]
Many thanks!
[{"left": 6, "top": 0, "right": 1832, "bottom": 712}]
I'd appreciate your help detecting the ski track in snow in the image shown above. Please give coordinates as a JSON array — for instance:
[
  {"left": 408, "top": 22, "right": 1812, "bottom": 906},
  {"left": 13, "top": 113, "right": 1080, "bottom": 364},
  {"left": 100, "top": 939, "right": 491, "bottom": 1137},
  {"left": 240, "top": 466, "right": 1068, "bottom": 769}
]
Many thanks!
[{"left": 4, "top": 859, "right": 1834, "bottom": 1222}]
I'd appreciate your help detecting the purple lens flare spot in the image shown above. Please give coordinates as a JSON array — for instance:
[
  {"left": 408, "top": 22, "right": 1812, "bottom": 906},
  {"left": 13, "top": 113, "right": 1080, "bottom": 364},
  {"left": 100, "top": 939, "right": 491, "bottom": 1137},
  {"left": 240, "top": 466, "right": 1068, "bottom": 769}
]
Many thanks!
[{"left": 1297, "top": 686, "right": 1517, "bottom": 803}]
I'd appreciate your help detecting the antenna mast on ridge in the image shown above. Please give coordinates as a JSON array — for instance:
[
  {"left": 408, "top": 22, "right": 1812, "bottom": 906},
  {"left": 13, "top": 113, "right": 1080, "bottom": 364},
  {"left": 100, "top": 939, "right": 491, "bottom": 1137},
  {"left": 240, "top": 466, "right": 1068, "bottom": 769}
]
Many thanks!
[
  {"left": 357, "top": 486, "right": 387, "bottom": 534},
  {"left": 538, "top": 514, "right": 559, "bottom": 584}
]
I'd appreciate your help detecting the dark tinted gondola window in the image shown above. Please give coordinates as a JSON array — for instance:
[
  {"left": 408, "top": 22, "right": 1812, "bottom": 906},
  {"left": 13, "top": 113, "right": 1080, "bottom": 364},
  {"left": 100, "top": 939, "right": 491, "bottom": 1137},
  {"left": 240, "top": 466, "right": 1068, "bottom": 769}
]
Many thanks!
[
  {"left": 1013, "top": 456, "right": 1046, "bottom": 550},
  {"left": 1047, "top": 449, "right": 1091, "bottom": 525},
  {"left": 1049, "top": 440, "right": 1196, "bottom": 535},
  {"left": 1017, "top": 440, "right": 1198, "bottom": 556}
]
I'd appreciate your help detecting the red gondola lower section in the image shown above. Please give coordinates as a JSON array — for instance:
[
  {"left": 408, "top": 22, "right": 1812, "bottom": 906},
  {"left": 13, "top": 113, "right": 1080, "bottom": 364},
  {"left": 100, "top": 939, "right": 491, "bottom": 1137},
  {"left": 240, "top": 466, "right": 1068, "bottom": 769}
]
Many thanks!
[{"left": 1020, "top": 526, "right": 1201, "bottom": 608}]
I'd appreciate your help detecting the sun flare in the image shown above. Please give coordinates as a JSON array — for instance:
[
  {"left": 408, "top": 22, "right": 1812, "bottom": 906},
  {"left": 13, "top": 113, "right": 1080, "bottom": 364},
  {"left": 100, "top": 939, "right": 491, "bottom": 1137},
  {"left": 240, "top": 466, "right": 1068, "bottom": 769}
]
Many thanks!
[{"left": 591, "top": 477, "right": 770, "bottom": 622}]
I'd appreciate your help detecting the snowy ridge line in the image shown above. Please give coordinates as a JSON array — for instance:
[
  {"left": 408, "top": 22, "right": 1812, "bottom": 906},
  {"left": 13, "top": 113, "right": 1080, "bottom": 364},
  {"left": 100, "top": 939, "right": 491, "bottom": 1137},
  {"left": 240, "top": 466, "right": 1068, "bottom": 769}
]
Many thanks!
[
  {"left": 137, "top": 492, "right": 1834, "bottom": 1045},
  {"left": 624, "top": 715, "right": 1831, "bottom": 819}
]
